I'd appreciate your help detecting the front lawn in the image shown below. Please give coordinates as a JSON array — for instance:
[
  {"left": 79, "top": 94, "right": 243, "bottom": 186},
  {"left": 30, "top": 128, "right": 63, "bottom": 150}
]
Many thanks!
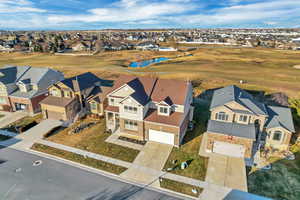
[
  {"left": 160, "top": 178, "right": 203, "bottom": 197},
  {"left": 163, "top": 101, "right": 209, "bottom": 180},
  {"left": 3, "top": 114, "right": 43, "bottom": 133},
  {"left": 46, "top": 117, "right": 139, "bottom": 163},
  {"left": 247, "top": 142, "right": 300, "bottom": 200},
  {"left": 31, "top": 143, "right": 127, "bottom": 175}
]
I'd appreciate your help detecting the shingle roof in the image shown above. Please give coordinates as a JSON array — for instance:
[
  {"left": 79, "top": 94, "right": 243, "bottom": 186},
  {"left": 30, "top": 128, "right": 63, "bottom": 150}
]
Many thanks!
[
  {"left": 207, "top": 120, "right": 256, "bottom": 140},
  {"left": 210, "top": 85, "right": 267, "bottom": 115},
  {"left": 0, "top": 66, "right": 64, "bottom": 98},
  {"left": 61, "top": 72, "right": 102, "bottom": 92},
  {"left": 109, "top": 75, "right": 190, "bottom": 106},
  {"left": 144, "top": 109, "right": 184, "bottom": 127},
  {"left": 266, "top": 106, "right": 295, "bottom": 133}
]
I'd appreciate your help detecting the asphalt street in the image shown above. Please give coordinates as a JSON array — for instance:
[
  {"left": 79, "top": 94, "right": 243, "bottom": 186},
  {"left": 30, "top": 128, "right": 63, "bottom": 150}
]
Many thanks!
[{"left": 0, "top": 146, "right": 186, "bottom": 200}]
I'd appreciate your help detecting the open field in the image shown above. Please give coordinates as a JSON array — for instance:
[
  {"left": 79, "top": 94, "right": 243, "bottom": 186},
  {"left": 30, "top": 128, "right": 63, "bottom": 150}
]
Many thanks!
[{"left": 1, "top": 47, "right": 300, "bottom": 97}]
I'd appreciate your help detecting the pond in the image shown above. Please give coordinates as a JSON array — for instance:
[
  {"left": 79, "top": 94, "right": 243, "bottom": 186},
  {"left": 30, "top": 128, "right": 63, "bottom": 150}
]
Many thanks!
[{"left": 129, "top": 57, "right": 169, "bottom": 68}]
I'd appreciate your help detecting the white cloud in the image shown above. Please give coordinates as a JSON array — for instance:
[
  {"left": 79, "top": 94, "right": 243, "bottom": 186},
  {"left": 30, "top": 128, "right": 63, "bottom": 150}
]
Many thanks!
[
  {"left": 0, "top": 0, "right": 46, "bottom": 13},
  {"left": 48, "top": 0, "right": 197, "bottom": 24},
  {"left": 176, "top": 0, "right": 300, "bottom": 26}
]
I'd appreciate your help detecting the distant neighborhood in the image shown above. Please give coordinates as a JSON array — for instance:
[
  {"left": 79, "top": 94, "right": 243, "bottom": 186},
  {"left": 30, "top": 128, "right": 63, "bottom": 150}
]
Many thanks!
[{"left": 1, "top": 28, "right": 300, "bottom": 53}]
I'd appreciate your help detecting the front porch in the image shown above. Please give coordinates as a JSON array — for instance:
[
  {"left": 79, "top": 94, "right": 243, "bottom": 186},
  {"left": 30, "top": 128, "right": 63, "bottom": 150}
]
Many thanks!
[{"left": 105, "top": 111, "right": 119, "bottom": 133}]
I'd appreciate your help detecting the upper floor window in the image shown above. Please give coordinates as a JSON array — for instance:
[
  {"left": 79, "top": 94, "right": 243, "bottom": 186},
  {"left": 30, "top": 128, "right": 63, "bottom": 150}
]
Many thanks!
[
  {"left": 239, "top": 115, "right": 248, "bottom": 122},
  {"left": 90, "top": 102, "right": 97, "bottom": 110},
  {"left": 109, "top": 98, "right": 114, "bottom": 105},
  {"left": 124, "top": 105, "right": 138, "bottom": 114},
  {"left": 215, "top": 112, "right": 229, "bottom": 121},
  {"left": 158, "top": 106, "right": 170, "bottom": 116},
  {"left": 273, "top": 131, "right": 282, "bottom": 141}
]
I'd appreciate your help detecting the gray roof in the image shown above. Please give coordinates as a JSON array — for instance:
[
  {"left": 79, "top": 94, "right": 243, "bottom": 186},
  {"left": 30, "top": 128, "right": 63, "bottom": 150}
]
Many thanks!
[
  {"left": 210, "top": 85, "right": 267, "bottom": 116},
  {"left": 266, "top": 106, "right": 295, "bottom": 133},
  {"left": 0, "top": 66, "right": 30, "bottom": 84},
  {"left": 1, "top": 65, "right": 64, "bottom": 98},
  {"left": 207, "top": 120, "right": 256, "bottom": 140}
]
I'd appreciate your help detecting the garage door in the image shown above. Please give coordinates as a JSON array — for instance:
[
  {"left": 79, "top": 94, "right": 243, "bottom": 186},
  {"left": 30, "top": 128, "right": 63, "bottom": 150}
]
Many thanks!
[
  {"left": 213, "top": 141, "right": 245, "bottom": 158},
  {"left": 149, "top": 129, "right": 174, "bottom": 145},
  {"left": 46, "top": 110, "right": 64, "bottom": 120}
]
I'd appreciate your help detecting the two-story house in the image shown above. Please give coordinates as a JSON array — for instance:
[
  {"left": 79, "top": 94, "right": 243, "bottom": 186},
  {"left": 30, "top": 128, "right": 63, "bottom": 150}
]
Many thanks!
[
  {"left": 0, "top": 66, "right": 64, "bottom": 114},
  {"left": 205, "top": 85, "right": 295, "bottom": 159},
  {"left": 105, "top": 75, "right": 194, "bottom": 146},
  {"left": 40, "top": 72, "right": 112, "bottom": 121}
]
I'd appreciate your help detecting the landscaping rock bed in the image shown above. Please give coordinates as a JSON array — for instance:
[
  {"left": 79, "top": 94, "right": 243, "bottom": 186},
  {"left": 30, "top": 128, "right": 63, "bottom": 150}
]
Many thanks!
[
  {"left": 118, "top": 136, "right": 147, "bottom": 145},
  {"left": 69, "top": 122, "right": 97, "bottom": 134}
]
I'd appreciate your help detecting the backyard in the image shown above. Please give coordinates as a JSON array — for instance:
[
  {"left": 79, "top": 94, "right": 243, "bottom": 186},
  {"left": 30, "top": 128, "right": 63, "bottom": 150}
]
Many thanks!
[
  {"left": 163, "top": 101, "right": 210, "bottom": 180},
  {"left": 45, "top": 117, "right": 139, "bottom": 162}
]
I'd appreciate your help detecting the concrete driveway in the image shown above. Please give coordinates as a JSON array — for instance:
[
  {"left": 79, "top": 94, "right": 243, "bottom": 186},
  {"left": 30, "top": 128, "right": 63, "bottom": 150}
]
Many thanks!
[
  {"left": 121, "top": 141, "right": 173, "bottom": 185},
  {"left": 0, "top": 111, "right": 28, "bottom": 128},
  {"left": 199, "top": 133, "right": 248, "bottom": 192},
  {"left": 0, "top": 119, "right": 63, "bottom": 150}
]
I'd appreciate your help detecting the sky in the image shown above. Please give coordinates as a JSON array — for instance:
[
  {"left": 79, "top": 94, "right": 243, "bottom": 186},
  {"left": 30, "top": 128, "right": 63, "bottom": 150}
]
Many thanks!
[{"left": 0, "top": 0, "right": 300, "bottom": 30}]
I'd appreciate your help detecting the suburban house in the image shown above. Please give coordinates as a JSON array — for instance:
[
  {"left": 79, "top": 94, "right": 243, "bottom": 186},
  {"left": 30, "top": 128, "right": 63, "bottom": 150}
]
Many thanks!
[
  {"left": 0, "top": 66, "right": 64, "bottom": 114},
  {"left": 205, "top": 85, "right": 295, "bottom": 159},
  {"left": 105, "top": 75, "right": 194, "bottom": 146},
  {"left": 40, "top": 72, "right": 112, "bottom": 121}
]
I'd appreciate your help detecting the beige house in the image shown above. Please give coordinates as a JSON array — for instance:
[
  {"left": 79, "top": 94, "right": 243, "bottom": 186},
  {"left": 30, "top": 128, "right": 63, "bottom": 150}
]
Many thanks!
[
  {"left": 105, "top": 75, "right": 194, "bottom": 147},
  {"left": 206, "top": 85, "right": 295, "bottom": 159},
  {"left": 40, "top": 72, "right": 111, "bottom": 121}
]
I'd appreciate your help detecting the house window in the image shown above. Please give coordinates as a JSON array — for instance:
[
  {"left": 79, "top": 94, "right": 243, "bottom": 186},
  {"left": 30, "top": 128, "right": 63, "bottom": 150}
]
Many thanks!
[
  {"left": 0, "top": 97, "right": 6, "bottom": 104},
  {"left": 215, "top": 112, "right": 229, "bottom": 121},
  {"left": 124, "top": 120, "right": 138, "bottom": 131},
  {"left": 51, "top": 89, "right": 59, "bottom": 97},
  {"left": 159, "top": 107, "right": 169, "bottom": 114},
  {"left": 124, "top": 105, "right": 137, "bottom": 113},
  {"left": 64, "top": 91, "right": 71, "bottom": 98},
  {"left": 273, "top": 131, "right": 282, "bottom": 141},
  {"left": 109, "top": 98, "right": 114, "bottom": 105},
  {"left": 90, "top": 102, "right": 97, "bottom": 110},
  {"left": 239, "top": 115, "right": 248, "bottom": 122}
]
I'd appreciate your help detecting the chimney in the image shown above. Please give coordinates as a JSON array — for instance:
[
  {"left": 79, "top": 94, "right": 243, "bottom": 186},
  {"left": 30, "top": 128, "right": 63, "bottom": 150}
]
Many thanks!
[{"left": 72, "top": 76, "right": 80, "bottom": 92}]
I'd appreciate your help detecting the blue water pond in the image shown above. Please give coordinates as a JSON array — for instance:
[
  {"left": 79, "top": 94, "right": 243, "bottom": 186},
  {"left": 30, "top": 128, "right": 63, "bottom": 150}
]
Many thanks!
[{"left": 129, "top": 57, "right": 169, "bottom": 68}]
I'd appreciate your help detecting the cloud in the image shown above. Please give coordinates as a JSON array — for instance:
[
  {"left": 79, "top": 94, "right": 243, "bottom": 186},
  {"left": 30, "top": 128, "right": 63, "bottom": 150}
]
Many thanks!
[
  {"left": 0, "top": 0, "right": 46, "bottom": 13},
  {"left": 48, "top": 0, "right": 197, "bottom": 24},
  {"left": 175, "top": 0, "right": 300, "bottom": 26}
]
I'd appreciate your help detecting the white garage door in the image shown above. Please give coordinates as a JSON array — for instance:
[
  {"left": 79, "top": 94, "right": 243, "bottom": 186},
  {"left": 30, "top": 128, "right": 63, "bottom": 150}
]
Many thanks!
[
  {"left": 149, "top": 129, "right": 174, "bottom": 145},
  {"left": 213, "top": 141, "right": 245, "bottom": 158}
]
